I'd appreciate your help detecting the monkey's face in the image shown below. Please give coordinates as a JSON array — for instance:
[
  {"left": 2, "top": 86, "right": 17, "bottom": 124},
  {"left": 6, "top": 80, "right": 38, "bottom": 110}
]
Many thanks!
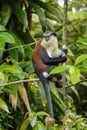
[{"left": 41, "top": 32, "right": 58, "bottom": 49}]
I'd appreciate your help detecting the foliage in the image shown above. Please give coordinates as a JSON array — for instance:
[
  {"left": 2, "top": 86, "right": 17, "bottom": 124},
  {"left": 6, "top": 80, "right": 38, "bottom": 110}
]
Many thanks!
[
  {"left": 0, "top": 0, "right": 87, "bottom": 129},
  {"left": 50, "top": 54, "right": 87, "bottom": 84}
]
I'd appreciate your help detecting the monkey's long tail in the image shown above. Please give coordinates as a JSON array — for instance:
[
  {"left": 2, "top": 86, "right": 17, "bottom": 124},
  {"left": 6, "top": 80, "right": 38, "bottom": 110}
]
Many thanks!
[{"left": 42, "top": 80, "right": 54, "bottom": 118}]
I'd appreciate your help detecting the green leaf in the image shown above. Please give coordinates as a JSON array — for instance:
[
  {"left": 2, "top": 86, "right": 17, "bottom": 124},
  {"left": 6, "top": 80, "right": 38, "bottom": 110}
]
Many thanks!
[
  {"left": 25, "top": 47, "right": 33, "bottom": 59},
  {"left": 0, "top": 40, "right": 5, "bottom": 61},
  {"left": 50, "top": 83, "right": 65, "bottom": 109},
  {"left": 0, "top": 39, "right": 5, "bottom": 50},
  {"left": 0, "top": 4, "right": 11, "bottom": 26},
  {"left": 0, "top": 24, "right": 6, "bottom": 31},
  {"left": 37, "top": 81, "right": 47, "bottom": 107},
  {"left": 51, "top": 92, "right": 64, "bottom": 113},
  {"left": 8, "top": 31, "right": 24, "bottom": 57},
  {"left": 46, "top": 20, "right": 54, "bottom": 31},
  {"left": 12, "top": 3, "right": 28, "bottom": 28},
  {"left": 0, "top": 64, "right": 20, "bottom": 73},
  {"left": 0, "top": 31, "right": 24, "bottom": 57},
  {"left": 75, "top": 54, "right": 87, "bottom": 65},
  {"left": 19, "top": 61, "right": 31, "bottom": 68},
  {"left": 0, "top": 72, "right": 4, "bottom": 84},
  {"left": 0, "top": 31, "right": 15, "bottom": 43},
  {"left": 0, "top": 98, "right": 9, "bottom": 113},
  {"left": 82, "top": 60, "right": 87, "bottom": 68},
  {"left": 36, "top": 111, "right": 49, "bottom": 117},
  {"left": 52, "top": 8, "right": 63, "bottom": 22},
  {"left": 50, "top": 65, "right": 69, "bottom": 75},
  {"left": 30, "top": 1, "right": 46, "bottom": 31},
  {"left": 20, "top": 118, "right": 29, "bottom": 130},
  {"left": 69, "top": 66, "right": 80, "bottom": 84},
  {"left": 29, "top": 0, "right": 51, "bottom": 12},
  {"left": 18, "top": 31, "right": 35, "bottom": 44},
  {"left": 34, "top": 121, "right": 46, "bottom": 130},
  {"left": 71, "top": 86, "right": 80, "bottom": 101},
  {"left": 9, "top": 45, "right": 18, "bottom": 61},
  {"left": 2, "top": 85, "right": 17, "bottom": 95},
  {"left": 77, "top": 38, "right": 87, "bottom": 45},
  {"left": 30, "top": 0, "right": 62, "bottom": 22}
]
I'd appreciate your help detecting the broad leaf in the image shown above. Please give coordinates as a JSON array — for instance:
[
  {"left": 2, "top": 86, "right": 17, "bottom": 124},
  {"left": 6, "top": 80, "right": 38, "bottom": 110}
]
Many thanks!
[
  {"left": 51, "top": 92, "right": 65, "bottom": 113},
  {"left": 0, "top": 40, "right": 5, "bottom": 61},
  {"left": 18, "top": 31, "right": 35, "bottom": 44},
  {"left": 29, "top": 0, "right": 62, "bottom": 22},
  {"left": 34, "top": 121, "right": 46, "bottom": 130},
  {"left": 2, "top": 85, "right": 17, "bottom": 95},
  {"left": 75, "top": 54, "right": 87, "bottom": 65},
  {"left": 50, "top": 65, "right": 69, "bottom": 75},
  {"left": 9, "top": 45, "right": 18, "bottom": 61},
  {"left": 69, "top": 66, "right": 80, "bottom": 84},
  {"left": 37, "top": 81, "right": 47, "bottom": 106},
  {"left": 20, "top": 118, "right": 29, "bottom": 130},
  {"left": 25, "top": 47, "right": 33, "bottom": 59},
  {"left": 0, "top": 4, "right": 11, "bottom": 26},
  {"left": 0, "top": 31, "right": 15, "bottom": 43},
  {"left": 0, "top": 31, "right": 24, "bottom": 57},
  {"left": 36, "top": 111, "right": 49, "bottom": 117},
  {"left": 71, "top": 86, "right": 80, "bottom": 101},
  {"left": 12, "top": 3, "right": 28, "bottom": 28},
  {"left": 29, "top": 0, "right": 51, "bottom": 12},
  {"left": 0, "top": 72, "right": 4, "bottom": 84},
  {"left": 77, "top": 38, "right": 87, "bottom": 45},
  {"left": 8, "top": 31, "right": 24, "bottom": 57},
  {"left": 30, "top": 1, "right": 46, "bottom": 31},
  {"left": 0, "top": 24, "right": 6, "bottom": 31},
  {"left": 50, "top": 83, "right": 65, "bottom": 108},
  {"left": 0, "top": 64, "right": 20, "bottom": 73},
  {"left": 0, "top": 98, "right": 9, "bottom": 113},
  {"left": 46, "top": 20, "right": 54, "bottom": 31},
  {"left": 82, "top": 60, "right": 87, "bottom": 68}
]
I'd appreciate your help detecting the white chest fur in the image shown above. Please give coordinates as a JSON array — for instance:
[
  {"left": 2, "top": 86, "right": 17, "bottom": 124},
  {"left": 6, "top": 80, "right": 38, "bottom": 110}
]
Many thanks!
[{"left": 47, "top": 48, "right": 62, "bottom": 58}]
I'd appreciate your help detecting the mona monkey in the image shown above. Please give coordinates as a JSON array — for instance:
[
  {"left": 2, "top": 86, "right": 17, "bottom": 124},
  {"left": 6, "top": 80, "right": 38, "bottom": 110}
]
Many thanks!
[{"left": 32, "top": 32, "right": 67, "bottom": 118}]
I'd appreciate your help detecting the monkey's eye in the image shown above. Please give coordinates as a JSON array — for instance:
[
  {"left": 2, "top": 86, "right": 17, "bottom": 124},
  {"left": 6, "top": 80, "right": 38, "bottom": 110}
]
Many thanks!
[{"left": 44, "top": 36, "right": 50, "bottom": 42}]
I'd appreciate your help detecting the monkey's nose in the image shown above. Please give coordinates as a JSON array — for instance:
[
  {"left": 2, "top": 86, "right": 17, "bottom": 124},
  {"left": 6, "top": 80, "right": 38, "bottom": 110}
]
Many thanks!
[{"left": 45, "top": 36, "right": 50, "bottom": 42}]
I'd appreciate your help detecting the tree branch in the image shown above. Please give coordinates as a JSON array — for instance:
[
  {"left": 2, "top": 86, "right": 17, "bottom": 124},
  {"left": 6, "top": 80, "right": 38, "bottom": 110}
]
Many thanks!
[
  {"left": 0, "top": 78, "right": 39, "bottom": 87},
  {"left": 67, "top": 79, "right": 87, "bottom": 88},
  {"left": 62, "top": 0, "right": 68, "bottom": 112}
]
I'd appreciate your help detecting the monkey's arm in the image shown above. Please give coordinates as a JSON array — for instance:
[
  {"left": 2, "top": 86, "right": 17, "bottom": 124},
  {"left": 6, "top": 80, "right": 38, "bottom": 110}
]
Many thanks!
[
  {"left": 40, "top": 47, "right": 67, "bottom": 65},
  {"left": 42, "top": 55, "right": 67, "bottom": 65}
]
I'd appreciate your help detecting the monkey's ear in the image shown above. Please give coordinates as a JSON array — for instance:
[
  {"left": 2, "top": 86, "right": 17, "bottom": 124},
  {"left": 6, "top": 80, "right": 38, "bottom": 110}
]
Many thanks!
[{"left": 50, "top": 32, "right": 57, "bottom": 37}]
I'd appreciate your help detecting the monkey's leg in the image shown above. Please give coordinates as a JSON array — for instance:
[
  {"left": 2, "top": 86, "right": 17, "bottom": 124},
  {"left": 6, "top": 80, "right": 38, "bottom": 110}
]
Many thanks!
[
  {"left": 48, "top": 73, "right": 63, "bottom": 88},
  {"left": 55, "top": 73, "right": 63, "bottom": 88}
]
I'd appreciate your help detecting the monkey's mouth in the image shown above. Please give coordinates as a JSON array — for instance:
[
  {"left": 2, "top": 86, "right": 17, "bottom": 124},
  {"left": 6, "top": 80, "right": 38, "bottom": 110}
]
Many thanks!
[{"left": 45, "top": 42, "right": 50, "bottom": 47}]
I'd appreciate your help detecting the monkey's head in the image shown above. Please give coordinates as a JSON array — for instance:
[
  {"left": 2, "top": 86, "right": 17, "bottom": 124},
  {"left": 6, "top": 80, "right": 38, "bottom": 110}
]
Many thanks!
[{"left": 41, "top": 32, "right": 58, "bottom": 49}]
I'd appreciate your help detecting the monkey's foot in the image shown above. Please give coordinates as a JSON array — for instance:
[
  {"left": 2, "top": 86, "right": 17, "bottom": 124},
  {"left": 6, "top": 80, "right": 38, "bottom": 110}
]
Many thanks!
[{"left": 55, "top": 80, "right": 63, "bottom": 88}]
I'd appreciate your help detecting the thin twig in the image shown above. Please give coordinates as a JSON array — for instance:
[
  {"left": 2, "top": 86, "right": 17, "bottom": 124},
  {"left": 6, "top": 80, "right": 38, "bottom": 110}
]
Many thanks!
[
  {"left": 3, "top": 42, "right": 35, "bottom": 53},
  {"left": 67, "top": 79, "right": 87, "bottom": 88},
  {"left": 0, "top": 77, "right": 86, "bottom": 88},
  {"left": 0, "top": 78, "right": 39, "bottom": 87}
]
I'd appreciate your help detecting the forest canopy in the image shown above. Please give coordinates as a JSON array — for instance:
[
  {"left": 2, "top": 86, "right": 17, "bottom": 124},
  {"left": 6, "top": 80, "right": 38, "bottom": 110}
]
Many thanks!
[{"left": 0, "top": 0, "right": 87, "bottom": 129}]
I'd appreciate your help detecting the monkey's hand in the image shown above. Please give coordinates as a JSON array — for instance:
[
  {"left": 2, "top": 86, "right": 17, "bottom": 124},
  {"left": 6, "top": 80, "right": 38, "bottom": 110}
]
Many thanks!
[{"left": 62, "top": 44, "right": 68, "bottom": 54}]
